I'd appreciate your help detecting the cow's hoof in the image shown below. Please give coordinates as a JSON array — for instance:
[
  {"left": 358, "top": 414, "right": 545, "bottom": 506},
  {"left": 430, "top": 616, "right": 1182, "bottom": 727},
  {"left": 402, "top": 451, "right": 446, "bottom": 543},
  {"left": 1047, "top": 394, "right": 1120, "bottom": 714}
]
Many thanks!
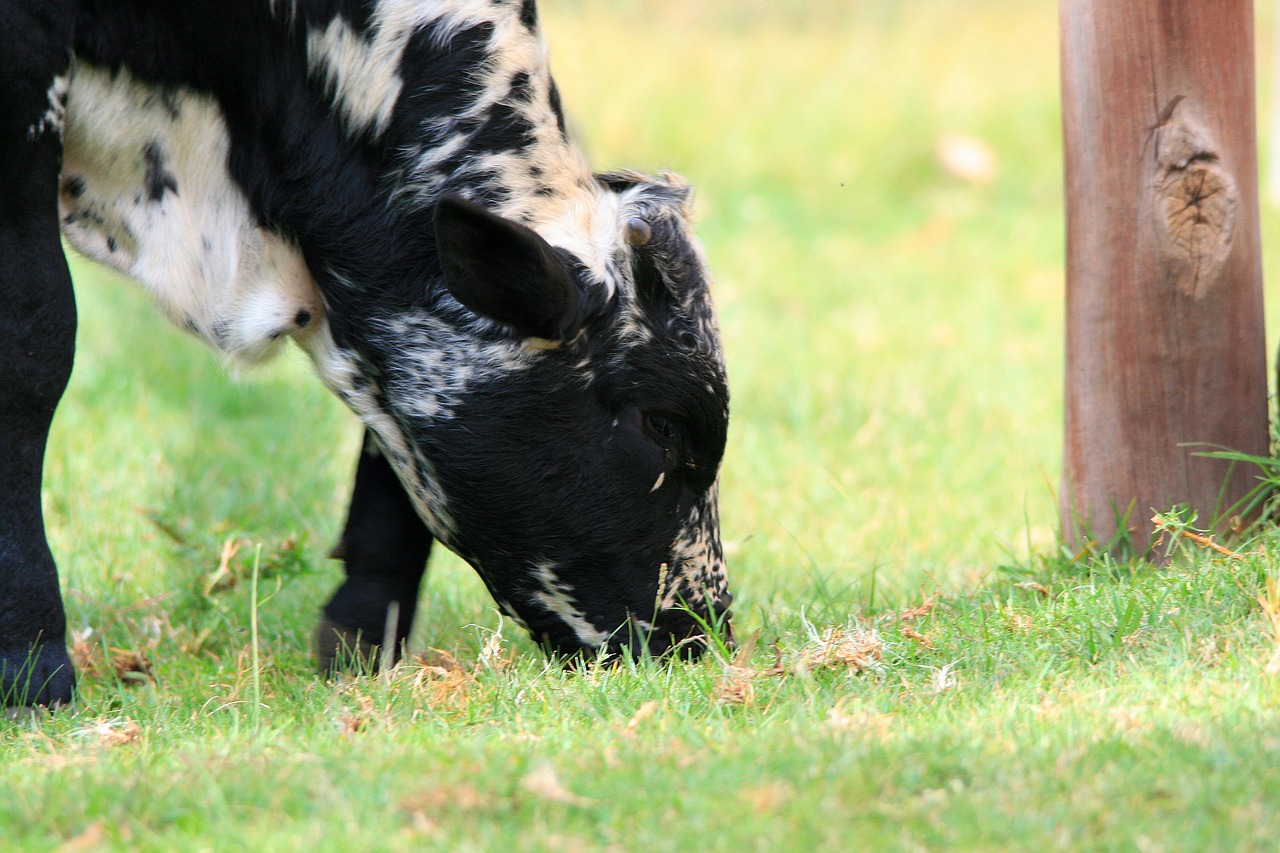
[
  {"left": 0, "top": 644, "right": 74, "bottom": 710},
  {"left": 314, "top": 615, "right": 381, "bottom": 676},
  {"left": 3, "top": 704, "right": 53, "bottom": 725}
]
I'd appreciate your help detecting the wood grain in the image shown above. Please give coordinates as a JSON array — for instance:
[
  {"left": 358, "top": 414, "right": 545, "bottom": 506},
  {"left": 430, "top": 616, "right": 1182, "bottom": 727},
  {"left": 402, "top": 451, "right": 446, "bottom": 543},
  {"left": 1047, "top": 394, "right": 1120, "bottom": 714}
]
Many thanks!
[{"left": 1060, "top": 0, "right": 1268, "bottom": 552}]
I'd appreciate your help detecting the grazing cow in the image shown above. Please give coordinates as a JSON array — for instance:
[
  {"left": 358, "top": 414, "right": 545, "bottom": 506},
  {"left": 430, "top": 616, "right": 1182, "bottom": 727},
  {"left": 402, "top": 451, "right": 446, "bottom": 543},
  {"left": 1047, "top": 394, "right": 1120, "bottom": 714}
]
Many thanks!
[{"left": 0, "top": 0, "right": 732, "bottom": 708}]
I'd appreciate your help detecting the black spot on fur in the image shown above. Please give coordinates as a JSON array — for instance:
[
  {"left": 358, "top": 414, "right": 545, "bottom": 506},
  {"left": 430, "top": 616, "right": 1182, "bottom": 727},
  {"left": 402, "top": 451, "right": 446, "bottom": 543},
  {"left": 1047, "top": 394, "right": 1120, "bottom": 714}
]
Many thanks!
[
  {"left": 547, "top": 80, "right": 567, "bottom": 137},
  {"left": 508, "top": 71, "right": 532, "bottom": 103},
  {"left": 159, "top": 87, "right": 182, "bottom": 119},
  {"left": 142, "top": 141, "right": 178, "bottom": 202},
  {"left": 390, "top": 22, "right": 494, "bottom": 141},
  {"left": 61, "top": 175, "right": 86, "bottom": 199},
  {"left": 596, "top": 171, "right": 644, "bottom": 193},
  {"left": 63, "top": 204, "right": 108, "bottom": 231},
  {"left": 472, "top": 100, "right": 538, "bottom": 155},
  {"left": 335, "top": 3, "right": 378, "bottom": 36},
  {"left": 520, "top": 0, "right": 538, "bottom": 29}
]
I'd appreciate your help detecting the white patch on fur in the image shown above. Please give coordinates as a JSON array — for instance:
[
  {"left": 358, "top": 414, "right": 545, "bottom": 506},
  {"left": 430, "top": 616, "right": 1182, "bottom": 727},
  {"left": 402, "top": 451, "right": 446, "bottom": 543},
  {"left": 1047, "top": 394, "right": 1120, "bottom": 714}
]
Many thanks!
[
  {"left": 300, "top": 321, "right": 457, "bottom": 539},
  {"left": 307, "top": 15, "right": 407, "bottom": 136},
  {"left": 530, "top": 561, "right": 608, "bottom": 647},
  {"left": 27, "top": 73, "right": 69, "bottom": 140},
  {"left": 415, "top": 0, "right": 527, "bottom": 44},
  {"left": 531, "top": 187, "right": 623, "bottom": 297},
  {"left": 60, "top": 62, "right": 322, "bottom": 365},
  {"left": 378, "top": 313, "right": 533, "bottom": 423},
  {"left": 305, "top": 0, "right": 529, "bottom": 138}
]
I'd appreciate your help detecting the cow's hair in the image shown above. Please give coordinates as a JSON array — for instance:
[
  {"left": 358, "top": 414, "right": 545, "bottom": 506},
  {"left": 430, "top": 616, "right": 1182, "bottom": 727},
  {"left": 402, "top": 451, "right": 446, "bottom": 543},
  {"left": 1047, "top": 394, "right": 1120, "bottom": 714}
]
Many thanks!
[{"left": 0, "top": 0, "right": 731, "bottom": 705}]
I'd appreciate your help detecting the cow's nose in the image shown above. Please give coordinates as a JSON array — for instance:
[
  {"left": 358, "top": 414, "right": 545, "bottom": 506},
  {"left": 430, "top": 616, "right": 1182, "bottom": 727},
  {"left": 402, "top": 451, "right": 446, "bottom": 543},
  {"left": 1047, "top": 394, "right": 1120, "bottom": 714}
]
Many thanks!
[
  {"left": 717, "top": 616, "right": 735, "bottom": 651},
  {"left": 641, "top": 602, "right": 733, "bottom": 661}
]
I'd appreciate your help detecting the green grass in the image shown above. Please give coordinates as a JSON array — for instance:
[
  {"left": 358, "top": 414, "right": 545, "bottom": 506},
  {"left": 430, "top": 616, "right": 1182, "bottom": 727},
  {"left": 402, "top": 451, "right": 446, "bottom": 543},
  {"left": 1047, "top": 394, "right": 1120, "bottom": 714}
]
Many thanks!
[{"left": 8, "top": 0, "right": 1280, "bottom": 848}]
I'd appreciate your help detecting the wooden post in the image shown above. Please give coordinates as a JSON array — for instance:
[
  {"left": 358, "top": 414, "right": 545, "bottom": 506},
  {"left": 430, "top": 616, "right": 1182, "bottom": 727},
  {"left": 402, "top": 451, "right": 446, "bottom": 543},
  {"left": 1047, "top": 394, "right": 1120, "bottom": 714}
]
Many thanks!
[
  {"left": 1269, "top": 3, "right": 1280, "bottom": 206},
  {"left": 1060, "top": 0, "right": 1269, "bottom": 553}
]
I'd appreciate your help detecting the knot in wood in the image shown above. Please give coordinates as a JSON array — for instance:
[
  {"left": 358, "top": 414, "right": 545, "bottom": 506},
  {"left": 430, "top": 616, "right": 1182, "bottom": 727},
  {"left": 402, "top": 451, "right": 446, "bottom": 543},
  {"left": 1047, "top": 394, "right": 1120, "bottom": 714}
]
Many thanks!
[{"left": 1152, "top": 102, "right": 1237, "bottom": 299}]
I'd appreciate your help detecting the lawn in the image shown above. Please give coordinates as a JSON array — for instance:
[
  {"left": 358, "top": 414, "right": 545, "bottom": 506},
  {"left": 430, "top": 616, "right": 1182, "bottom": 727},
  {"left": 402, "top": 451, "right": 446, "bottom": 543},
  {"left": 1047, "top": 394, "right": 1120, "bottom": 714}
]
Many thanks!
[{"left": 7, "top": 0, "right": 1280, "bottom": 849}]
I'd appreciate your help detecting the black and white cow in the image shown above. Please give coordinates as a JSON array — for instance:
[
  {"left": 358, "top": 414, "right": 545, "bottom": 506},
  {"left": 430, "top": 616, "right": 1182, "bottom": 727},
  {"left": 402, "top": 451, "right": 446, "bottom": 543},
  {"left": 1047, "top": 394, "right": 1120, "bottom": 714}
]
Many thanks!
[{"left": 0, "top": 0, "right": 732, "bottom": 708}]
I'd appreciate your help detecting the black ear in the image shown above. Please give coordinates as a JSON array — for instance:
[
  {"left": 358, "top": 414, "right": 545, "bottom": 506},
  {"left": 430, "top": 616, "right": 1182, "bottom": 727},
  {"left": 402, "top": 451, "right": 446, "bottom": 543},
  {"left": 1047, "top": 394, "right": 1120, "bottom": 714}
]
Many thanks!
[{"left": 433, "top": 194, "right": 584, "bottom": 340}]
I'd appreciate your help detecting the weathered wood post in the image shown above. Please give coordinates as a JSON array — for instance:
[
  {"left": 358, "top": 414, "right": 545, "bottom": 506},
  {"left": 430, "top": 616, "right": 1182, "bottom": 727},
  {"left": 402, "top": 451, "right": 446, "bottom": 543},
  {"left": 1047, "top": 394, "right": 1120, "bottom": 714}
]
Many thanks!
[{"left": 1060, "top": 0, "right": 1269, "bottom": 553}]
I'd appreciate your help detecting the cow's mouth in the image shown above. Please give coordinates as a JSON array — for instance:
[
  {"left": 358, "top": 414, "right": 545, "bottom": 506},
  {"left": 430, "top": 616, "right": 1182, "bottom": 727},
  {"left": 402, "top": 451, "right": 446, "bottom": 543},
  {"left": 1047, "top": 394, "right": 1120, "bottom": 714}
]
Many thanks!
[
  {"left": 527, "top": 603, "right": 733, "bottom": 664},
  {"left": 641, "top": 597, "right": 735, "bottom": 661}
]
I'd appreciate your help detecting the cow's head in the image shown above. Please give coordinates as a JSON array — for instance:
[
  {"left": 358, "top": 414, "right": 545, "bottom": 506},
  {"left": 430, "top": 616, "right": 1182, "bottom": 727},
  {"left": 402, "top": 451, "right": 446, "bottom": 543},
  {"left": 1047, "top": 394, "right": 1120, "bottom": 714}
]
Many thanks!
[{"left": 342, "top": 173, "right": 732, "bottom": 660}]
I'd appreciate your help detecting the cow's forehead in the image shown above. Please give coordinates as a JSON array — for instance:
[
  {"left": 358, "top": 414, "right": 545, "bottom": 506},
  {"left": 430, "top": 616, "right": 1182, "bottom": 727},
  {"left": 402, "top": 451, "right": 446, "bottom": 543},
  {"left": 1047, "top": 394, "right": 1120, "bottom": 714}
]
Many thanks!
[{"left": 537, "top": 174, "right": 705, "bottom": 299}]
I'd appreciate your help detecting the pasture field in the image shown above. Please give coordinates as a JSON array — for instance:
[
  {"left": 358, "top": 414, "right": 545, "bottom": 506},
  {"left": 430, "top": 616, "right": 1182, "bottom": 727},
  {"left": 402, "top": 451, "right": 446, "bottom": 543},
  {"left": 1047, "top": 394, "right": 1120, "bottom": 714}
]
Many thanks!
[{"left": 7, "top": 0, "right": 1280, "bottom": 848}]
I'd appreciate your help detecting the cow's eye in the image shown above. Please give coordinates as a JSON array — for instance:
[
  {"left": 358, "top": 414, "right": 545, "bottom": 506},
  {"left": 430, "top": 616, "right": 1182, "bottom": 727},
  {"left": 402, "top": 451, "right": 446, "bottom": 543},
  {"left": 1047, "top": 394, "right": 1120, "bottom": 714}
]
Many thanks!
[{"left": 643, "top": 413, "right": 684, "bottom": 457}]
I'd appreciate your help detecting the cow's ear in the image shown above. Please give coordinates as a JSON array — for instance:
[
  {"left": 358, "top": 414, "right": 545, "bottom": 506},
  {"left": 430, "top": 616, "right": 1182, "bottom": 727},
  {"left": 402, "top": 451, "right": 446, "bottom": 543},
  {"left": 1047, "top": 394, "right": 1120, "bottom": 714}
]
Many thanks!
[{"left": 434, "top": 194, "right": 584, "bottom": 341}]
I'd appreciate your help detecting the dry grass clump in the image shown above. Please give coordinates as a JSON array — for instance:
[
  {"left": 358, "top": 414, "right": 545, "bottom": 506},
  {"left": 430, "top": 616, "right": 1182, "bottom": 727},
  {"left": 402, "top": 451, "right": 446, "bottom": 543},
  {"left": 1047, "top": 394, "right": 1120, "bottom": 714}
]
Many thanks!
[
  {"left": 69, "top": 629, "right": 155, "bottom": 688},
  {"left": 405, "top": 649, "right": 476, "bottom": 711},
  {"left": 329, "top": 630, "right": 512, "bottom": 733},
  {"left": 519, "top": 763, "right": 593, "bottom": 806},
  {"left": 398, "top": 781, "right": 491, "bottom": 833},
  {"left": 795, "top": 625, "right": 884, "bottom": 674},
  {"left": 715, "top": 622, "right": 885, "bottom": 705},
  {"left": 201, "top": 535, "right": 306, "bottom": 595},
  {"left": 895, "top": 594, "right": 940, "bottom": 622},
  {"left": 714, "top": 667, "right": 758, "bottom": 706},
  {"left": 70, "top": 718, "right": 144, "bottom": 748},
  {"left": 900, "top": 624, "right": 936, "bottom": 649}
]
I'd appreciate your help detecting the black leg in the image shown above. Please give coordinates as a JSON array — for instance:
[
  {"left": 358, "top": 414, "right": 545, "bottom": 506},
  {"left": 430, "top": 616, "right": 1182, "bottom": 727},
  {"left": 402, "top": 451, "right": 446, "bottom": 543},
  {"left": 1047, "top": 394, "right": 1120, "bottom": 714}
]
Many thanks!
[
  {"left": 317, "top": 431, "right": 433, "bottom": 674},
  {"left": 0, "top": 4, "right": 76, "bottom": 708}
]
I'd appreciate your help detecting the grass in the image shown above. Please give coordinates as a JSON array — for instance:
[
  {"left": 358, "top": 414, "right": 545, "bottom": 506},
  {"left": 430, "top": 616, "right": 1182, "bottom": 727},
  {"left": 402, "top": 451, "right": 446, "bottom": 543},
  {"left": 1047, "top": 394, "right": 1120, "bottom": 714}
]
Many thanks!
[{"left": 8, "top": 0, "right": 1280, "bottom": 848}]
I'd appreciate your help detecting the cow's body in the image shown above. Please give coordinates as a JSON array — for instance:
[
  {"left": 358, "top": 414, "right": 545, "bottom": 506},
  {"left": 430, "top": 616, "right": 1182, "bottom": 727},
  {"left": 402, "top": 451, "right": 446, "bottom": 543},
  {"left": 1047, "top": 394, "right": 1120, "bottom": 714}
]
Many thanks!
[{"left": 0, "top": 0, "right": 731, "bottom": 708}]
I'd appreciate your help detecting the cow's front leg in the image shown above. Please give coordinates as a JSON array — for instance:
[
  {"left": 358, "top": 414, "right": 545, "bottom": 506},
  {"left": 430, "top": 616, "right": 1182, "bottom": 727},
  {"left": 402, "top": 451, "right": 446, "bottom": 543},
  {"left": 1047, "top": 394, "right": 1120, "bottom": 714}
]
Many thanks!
[
  {"left": 0, "top": 11, "right": 76, "bottom": 709},
  {"left": 316, "top": 432, "right": 432, "bottom": 674}
]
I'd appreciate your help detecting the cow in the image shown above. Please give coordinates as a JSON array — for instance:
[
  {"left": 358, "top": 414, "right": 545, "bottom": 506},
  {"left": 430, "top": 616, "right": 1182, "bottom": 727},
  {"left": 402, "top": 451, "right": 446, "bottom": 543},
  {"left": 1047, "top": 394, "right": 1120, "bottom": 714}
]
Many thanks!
[{"left": 0, "top": 0, "right": 732, "bottom": 709}]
